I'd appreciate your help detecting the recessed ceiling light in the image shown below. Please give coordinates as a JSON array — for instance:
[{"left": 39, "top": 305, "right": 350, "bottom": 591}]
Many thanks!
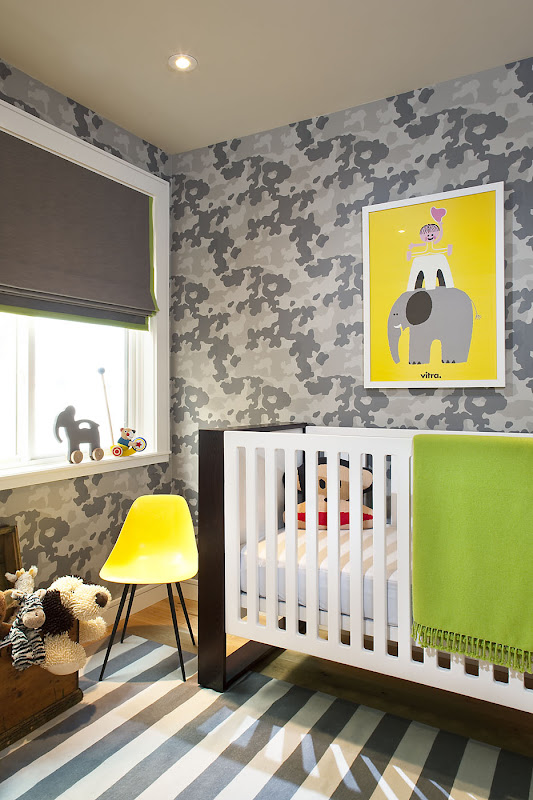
[{"left": 168, "top": 54, "right": 198, "bottom": 72}]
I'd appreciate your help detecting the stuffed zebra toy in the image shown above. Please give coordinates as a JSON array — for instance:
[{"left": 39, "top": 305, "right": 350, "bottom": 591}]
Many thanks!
[{"left": 0, "top": 589, "right": 47, "bottom": 671}]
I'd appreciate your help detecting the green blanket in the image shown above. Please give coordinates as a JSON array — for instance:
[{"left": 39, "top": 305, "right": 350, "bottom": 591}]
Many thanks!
[{"left": 412, "top": 434, "right": 533, "bottom": 672}]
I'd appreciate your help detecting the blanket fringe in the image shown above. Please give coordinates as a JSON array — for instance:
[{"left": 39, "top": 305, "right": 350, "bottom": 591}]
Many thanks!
[{"left": 411, "top": 622, "right": 533, "bottom": 673}]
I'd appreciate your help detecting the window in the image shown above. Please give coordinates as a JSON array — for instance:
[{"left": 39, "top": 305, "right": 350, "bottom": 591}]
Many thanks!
[
  {"left": 0, "top": 97, "right": 170, "bottom": 490},
  {"left": 0, "top": 313, "right": 17, "bottom": 464},
  {"left": 1, "top": 313, "right": 128, "bottom": 465}
]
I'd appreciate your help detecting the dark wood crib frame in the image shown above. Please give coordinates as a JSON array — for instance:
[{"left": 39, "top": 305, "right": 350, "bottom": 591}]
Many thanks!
[{"left": 198, "top": 422, "right": 304, "bottom": 692}]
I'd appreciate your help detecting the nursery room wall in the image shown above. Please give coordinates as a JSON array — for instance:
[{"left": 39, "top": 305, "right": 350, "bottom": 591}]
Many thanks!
[
  {"left": 0, "top": 58, "right": 173, "bottom": 588},
  {"left": 170, "top": 57, "right": 533, "bottom": 515},
  {"left": 1, "top": 56, "right": 532, "bottom": 586}
]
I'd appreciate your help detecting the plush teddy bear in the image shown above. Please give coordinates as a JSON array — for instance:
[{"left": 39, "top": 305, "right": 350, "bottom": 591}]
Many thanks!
[
  {"left": 40, "top": 576, "right": 111, "bottom": 675},
  {"left": 292, "top": 457, "right": 373, "bottom": 530},
  {"left": 0, "top": 589, "right": 47, "bottom": 671}
]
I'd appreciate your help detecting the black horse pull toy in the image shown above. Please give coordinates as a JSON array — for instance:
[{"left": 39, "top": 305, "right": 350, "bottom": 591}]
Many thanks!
[{"left": 54, "top": 405, "right": 104, "bottom": 463}]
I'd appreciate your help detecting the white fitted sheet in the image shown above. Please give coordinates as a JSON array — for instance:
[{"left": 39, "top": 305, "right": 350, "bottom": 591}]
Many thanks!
[{"left": 240, "top": 526, "right": 399, "bottom": 626}]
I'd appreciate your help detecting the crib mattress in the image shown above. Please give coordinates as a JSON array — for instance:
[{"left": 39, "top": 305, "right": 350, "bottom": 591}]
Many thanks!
[{"left": 240, "top": 526, "right": 399, "bottom": 626}]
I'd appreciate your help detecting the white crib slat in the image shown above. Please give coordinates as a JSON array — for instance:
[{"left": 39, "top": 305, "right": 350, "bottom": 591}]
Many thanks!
[
  {"left": 372, "top": 451, "right": 387, "bottom": 657},
  {"left": 448, "top": 651, "right": 467, "bottom": 679},
  {"left": 349, "top": 449, "right": 363, "bottom": 651},
  {"left": 224, "top": 441, "right": 241, "bottom": 629},
  {"left": 395, "top": 452, "right": 412, "bottom": 660},
  {"left": 284, "top": 448, "right": 298, "bottom": 637},
  {"left": 245, "top": 447, "right": 258, "bottom": 626},
  {"left": 264, "top": 447, "right": 277, "bottom": 631},
  {"left": 422, "top": 649, "right": 439, "bottom": 677},
  {"left": 474, "top": 661, "right": 494, "bottom": 687},
  {"left": 507, "top": 673, "right": 528, "bottom": 710},
  {"left": 326, "top": 453, "right": 341, "bottom": 646},
  {"left": 305, "top": 450, "right": 319, "bottom": 642}
]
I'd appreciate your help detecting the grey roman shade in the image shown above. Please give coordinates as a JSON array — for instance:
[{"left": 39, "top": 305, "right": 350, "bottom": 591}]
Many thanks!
[{"left": 0, "top": 129, "right": 157, "bottom": 328}]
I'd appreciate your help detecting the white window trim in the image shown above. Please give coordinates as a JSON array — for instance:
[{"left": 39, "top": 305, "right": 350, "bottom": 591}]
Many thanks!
[{"left": 0, "top": 98, "right": 170, "bottom": 491}]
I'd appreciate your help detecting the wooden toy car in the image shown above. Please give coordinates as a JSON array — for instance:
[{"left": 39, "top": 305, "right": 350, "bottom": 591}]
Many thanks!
[{"left": 111, "top": 427, "right": 147, "bottom": 457}]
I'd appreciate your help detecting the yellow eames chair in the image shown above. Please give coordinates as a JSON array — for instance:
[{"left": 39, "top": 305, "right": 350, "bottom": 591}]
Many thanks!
[{"left": 99, "top": 494, "right": 198, "bottom": 681}]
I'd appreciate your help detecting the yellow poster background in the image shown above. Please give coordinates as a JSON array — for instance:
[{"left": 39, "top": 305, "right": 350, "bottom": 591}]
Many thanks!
[{"left": 368, "top": 190, "right": 497, "bottom": 383}]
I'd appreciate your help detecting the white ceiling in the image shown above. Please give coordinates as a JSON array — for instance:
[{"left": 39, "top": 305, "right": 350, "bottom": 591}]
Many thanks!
[{"left": 0, "top": 0, "right": 532, "bottom": 154}]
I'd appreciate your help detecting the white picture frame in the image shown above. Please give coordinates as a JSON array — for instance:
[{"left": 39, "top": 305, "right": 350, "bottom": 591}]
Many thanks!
[{"left": 362, "top": 182, "right": 505, "bottom": 389}]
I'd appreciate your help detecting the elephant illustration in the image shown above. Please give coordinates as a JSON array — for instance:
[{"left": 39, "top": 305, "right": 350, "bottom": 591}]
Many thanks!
[{"left": 387, "top": 288, "right": 478, "bottom": 365}]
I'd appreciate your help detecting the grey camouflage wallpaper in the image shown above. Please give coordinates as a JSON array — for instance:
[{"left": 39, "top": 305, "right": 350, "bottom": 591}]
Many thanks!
[
  {"left": 170, "top": 58, "right": 533, "bottom": 512},
  {"left": 1, "top": 55, "right": 532, "bottom": 595},
  {"left": 0, "top": 59, "right": 172, "bottom": 593}
]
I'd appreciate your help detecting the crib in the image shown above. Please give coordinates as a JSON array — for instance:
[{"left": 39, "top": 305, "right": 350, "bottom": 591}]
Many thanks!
[{"left": 197, "top": 423, "right": 533, "bottom": 718}]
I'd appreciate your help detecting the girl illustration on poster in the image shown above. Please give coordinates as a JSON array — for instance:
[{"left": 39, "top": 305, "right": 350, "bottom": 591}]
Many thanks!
[{"left": 406, "top": 206, "right": 454, "bottom": 290}]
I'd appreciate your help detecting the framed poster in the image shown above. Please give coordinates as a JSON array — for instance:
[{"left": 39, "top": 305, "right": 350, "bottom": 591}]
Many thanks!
[{"left": 362, "top": 182, "right": 504, "bottom": 388}]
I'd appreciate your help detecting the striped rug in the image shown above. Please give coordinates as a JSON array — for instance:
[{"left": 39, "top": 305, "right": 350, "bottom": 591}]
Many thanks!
[{"left": 1, "top": 637, "right": 532, "bottom": 800}]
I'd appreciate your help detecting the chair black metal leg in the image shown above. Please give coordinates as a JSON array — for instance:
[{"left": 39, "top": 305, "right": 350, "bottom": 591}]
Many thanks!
[
  {"left": 175, "top": 582, "right": 196, "bottom": 646},
  {"left": 167, "top": 583, "right": 186, "bottom": 682},
  {"left": 120, "top": 584, "right": 137, "bottom": 643},
  {"left": 99, "top": 584, "right": 130, "bottom": 681}
]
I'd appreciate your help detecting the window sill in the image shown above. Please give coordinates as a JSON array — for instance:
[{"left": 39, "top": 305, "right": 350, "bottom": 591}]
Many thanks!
[{"left": 0, "top": 451, "right": 171, "bottom": 491}]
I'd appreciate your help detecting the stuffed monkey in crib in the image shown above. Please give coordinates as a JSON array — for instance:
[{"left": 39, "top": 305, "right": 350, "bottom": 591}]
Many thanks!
[{"left": 291, "top": 456, "right": 373, "bottom": 530}]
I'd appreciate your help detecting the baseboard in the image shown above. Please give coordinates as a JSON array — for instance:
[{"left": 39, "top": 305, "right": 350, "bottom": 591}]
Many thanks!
[
  {"left": 102, "top": 579, "right": 198, "bottom": 624},
  {"left": 179, "top": 578, "right": 198, "bottom": 602}
]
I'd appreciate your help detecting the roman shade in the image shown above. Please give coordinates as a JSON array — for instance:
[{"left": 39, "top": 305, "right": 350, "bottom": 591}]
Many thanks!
[{"left": 0, "top": 129, "right": 157, "bottom": 328}]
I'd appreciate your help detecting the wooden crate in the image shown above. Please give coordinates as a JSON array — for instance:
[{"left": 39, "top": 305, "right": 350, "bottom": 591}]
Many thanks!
[
  {"left": 0, "top": 649, "right": 82, "bottom": 749},
  {"left": 0, "top": 525, "right": 83, "bottom": 750}
]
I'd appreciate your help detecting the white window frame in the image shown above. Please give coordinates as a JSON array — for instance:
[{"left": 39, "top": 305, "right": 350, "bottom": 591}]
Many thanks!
[{"left": 0, "top": 98, "right": 170, "bottom": 490}]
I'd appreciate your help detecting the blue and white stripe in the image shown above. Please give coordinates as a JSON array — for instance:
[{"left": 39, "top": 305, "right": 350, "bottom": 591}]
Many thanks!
[{"left": 0, "top": 636, "right": 531, "bottom": 799}]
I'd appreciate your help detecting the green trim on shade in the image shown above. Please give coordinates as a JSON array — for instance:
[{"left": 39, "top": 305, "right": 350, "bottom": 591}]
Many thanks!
[
  {"left": 148, "top": 196, "right": 159, "bottom": 314},
  {"left": 0, "top": 304, "right": 149, "bottom": 330}
]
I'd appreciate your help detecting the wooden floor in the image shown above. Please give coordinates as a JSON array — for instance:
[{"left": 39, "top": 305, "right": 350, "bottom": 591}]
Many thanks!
[
  {"left": 107, "top": 595, "right": 245, "bottom": 656},
  {"left": 108, "top": 594, "right": 533, "bottom": 758},
  {"left": 107, "top": 595, "right": 200, "bottom": 652}
]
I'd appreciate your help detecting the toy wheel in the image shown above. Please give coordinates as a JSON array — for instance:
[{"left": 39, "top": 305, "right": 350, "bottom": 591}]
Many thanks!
[
  {"left": 91, "top": 447, "right": 104, "bottom": 461},
  {"left": 70, "top": 450, "right": 83, "bottom": 464},
  {"left": 131, "top": 437, "right": 147, "bottom": 452},
  {"left": 111, "top": 445, "right": 123, "bottom": 457}
]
